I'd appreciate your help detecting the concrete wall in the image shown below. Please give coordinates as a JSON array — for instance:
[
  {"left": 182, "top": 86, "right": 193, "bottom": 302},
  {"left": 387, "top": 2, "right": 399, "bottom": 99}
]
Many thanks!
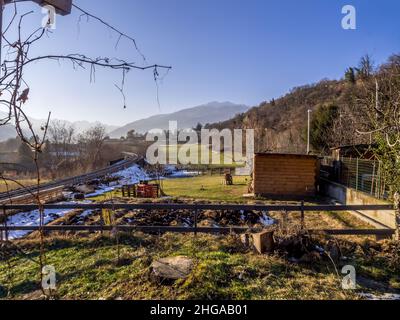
[{"left": 321, "top": 179, "right": 396, "bottom": 229}]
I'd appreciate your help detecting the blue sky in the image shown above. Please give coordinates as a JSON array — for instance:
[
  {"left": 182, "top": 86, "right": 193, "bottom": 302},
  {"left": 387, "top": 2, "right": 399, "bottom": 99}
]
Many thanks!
[{"left": 2, "top": 0, "right": 400, "bottom": 125}]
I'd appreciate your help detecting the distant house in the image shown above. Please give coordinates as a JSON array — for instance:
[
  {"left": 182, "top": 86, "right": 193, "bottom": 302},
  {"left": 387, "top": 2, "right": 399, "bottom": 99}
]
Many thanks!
[
  {"left": 252, "top": 153, "right": 319, "bottom": 198},
  {"left": 331, "top": 144, "right": 377, "bottom": 161}
]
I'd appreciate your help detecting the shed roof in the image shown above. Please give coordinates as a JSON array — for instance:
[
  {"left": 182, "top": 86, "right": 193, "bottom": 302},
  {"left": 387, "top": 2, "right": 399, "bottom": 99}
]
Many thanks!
[{"left": 254, "top": 153, "right": 318, "bottom": 159}]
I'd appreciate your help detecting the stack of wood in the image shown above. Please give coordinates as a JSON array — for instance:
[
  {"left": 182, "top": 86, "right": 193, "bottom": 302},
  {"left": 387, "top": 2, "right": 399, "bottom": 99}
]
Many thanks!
[{"left": 136, "top": 184, "right": 160, "bottom": 198}]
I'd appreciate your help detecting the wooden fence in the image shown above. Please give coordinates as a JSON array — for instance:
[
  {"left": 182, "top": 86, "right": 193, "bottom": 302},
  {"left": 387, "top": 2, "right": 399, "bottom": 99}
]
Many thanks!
[{"left": 0, "top": 203, "right": 396, "bottom": 238}]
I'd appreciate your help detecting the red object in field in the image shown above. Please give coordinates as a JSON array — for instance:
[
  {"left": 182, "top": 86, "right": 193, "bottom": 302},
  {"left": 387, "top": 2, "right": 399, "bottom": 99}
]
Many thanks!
[{"left": 136, "top": 184, "right": 159, "bottom": 198}]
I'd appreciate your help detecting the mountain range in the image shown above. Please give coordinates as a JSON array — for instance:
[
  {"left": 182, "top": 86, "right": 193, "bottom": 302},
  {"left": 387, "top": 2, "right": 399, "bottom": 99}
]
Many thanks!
[
  {"left": 0, "top": 112, "right": 119, "bottom": 142},
  {"left": 0, "top": 102, "right": 249, "bottom": 142},
  {"left": 109, "top": 102, "right": 249, "bottom": 138}
]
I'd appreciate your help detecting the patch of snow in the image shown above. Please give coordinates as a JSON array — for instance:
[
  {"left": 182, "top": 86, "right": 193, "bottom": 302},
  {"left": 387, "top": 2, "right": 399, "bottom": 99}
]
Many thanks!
[
  {"left": 6, "top": 164, "right": 202, "bottom": 240},
  {"left": 164, "top": 165, "right": 177, "bottom": 174},
  {"left": 359, "top": 293, "right": 400, "bottom": 300},
  {"left": 6, "top": 200, "right": 93, "bottom": 240},
  {"left": 79, "top": 210, "right": 93, "bottom": 219},
  {"left": 86, "top": 185, "right": 117, "bottom": 198},
  {"left": 6, "top": 202, "right": 76, "bottom": 240},
  {"left": 260, "top": 212, "right": 275, "bottom": 226},
  {"left": 315, "top": 245, "right": 325, "bottom": 253},
  {"left": 84, "top": 165, "right": 150, "bottom": 198},
  {"left": 112, "top": 164, "right": 149, "bottom": 185},
  {"left": 168, "top": 170, "right": 201, "bottom": 178},
  {"left": 75, "top": 210, "right": 94, "bottom": 225}
]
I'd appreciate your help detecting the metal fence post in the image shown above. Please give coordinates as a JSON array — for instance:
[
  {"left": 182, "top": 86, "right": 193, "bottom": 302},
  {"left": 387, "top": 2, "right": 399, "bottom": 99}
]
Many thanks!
[
  {"left": 300, "top": 201, "right": 305, "bottom": 230},
  {"left": 356, "top": 158, "right": 359, "bottom": 191}
]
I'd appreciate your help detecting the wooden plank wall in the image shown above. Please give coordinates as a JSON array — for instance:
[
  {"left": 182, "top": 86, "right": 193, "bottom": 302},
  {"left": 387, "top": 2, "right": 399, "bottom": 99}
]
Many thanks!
[{"left": 253, "top": 154, "right": 318, "bottom": 197}]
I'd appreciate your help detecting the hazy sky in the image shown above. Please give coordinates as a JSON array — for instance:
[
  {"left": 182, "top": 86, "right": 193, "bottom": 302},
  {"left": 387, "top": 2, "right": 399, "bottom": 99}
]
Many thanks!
[{"left": 2, "top": 0, "right": 399, "bottom": 125}]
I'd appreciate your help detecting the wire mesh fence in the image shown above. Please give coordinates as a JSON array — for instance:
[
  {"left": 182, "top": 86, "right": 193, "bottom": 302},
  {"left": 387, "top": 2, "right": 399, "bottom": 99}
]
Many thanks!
[{"left": 322, "top": 157, "right": 389, "bottom": 200}]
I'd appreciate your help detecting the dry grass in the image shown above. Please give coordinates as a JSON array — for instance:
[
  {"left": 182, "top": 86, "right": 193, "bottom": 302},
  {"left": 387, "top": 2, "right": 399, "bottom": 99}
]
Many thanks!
[{"left": 0, "top": 179, "right": 49, "bottom": 193}]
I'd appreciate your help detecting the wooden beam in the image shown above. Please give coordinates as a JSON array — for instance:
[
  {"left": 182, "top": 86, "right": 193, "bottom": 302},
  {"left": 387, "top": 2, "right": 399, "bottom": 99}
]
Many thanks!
[
  {"left": 0, "top": 225, "right": 395, "bottom": 237},
  {"left": 1, "top": 203, "right": 394, "bottom": 212},
  {"left": 0, "top": 225, "right": 250, "bottom": 234}
]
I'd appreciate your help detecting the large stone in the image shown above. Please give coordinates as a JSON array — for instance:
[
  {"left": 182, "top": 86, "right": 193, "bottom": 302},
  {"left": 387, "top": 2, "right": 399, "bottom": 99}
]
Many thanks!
[
  {"left": 151, "top": 256, "right": 194, "bottom": 280},
  {"left": 75, "top": 184, "right": 95, "bottom": 194}
]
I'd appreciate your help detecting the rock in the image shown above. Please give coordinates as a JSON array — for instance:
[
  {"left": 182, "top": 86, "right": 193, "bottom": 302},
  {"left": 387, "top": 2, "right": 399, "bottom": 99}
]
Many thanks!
[
  {"left": 240, "top": 234, "right": 250, "bottom": 246},
  {"left": 170, "top": 220, "right": 182, "bottom": 226},
  {"left": 151, "top": 256, "right": 194, "bottom": 280},
  {"left": 73, "top": 193, "right": 85, "bottom": 200},
  {"left": 198, "top": 219, "right": 216, "bottom": 227},
  {"left": 75, "top": 184, "right": 95, "bottom": 194},
  {"left": 203, "top": 210, "right": 218, "bottom": 219}
]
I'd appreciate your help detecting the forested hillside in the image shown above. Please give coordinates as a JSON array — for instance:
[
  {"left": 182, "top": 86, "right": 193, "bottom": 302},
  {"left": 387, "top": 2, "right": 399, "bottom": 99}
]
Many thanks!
[{"left": 209, "top": 54, "right": 399, "bottom": 155}]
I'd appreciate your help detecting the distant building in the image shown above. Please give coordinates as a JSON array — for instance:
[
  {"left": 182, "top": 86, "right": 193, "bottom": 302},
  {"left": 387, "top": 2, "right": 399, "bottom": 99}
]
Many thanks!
[
  {"left": 252, "top": 153, "right": 319, "bottom": 198},
  {"left": 331, "top": 144, "right": 377, "bottom": 161}
]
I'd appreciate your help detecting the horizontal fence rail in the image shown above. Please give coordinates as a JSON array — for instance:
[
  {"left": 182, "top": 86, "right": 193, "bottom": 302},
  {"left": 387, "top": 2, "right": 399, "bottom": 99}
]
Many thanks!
[
  {"left": 0, "top": 225, "right": 250, "bottom": 234},
  {"left": 0, "top": 203, "right": 395, "bottom": 211},
  {"left": 0, "top": 226, "right": 395, "bottom": 237},
  {"left": 0, "top": 203, "right": 396, "bottom": 237}
]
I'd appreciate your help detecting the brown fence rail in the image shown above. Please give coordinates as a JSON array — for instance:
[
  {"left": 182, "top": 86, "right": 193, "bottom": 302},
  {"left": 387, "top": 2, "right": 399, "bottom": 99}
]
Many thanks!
[
  {"left": 0, "top": 203, "right": 395, "bottom": 211},
  {"left": 0, "top": 203, "right": 396, "bottom": 237}
]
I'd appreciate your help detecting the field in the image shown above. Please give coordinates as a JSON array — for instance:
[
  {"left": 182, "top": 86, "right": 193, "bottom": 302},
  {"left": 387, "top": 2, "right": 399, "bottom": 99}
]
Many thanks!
[
  {"left": 160, "top": 175, "right": 250, "bottom": 201},
  {"left": 158, "top": 144, "right": 246, "bottom": 167}
]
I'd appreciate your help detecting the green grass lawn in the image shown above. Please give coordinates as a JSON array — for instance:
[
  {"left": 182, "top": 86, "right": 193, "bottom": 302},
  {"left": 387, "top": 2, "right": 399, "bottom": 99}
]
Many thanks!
[
  {"left": 159, "top": 175, "right": 250, "bottom": 202},
  {"left": 158, "top": 144, "right": 246, "bottom": 167},
  {"left": 88, "top": 175, "right": 251, "bottom": 202}
]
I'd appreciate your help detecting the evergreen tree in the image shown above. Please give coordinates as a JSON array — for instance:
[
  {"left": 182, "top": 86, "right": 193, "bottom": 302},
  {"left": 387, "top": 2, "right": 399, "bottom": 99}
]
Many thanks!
[{"left": 345, "top": 67, "right": 356, "bottom": 84}]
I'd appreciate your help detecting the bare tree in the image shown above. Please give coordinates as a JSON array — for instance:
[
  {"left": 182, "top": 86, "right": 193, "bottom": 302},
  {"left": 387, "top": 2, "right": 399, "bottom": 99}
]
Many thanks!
[
  {"left": 76, "top": 124, "right": 106, "bottom": 171},
  {"left": 45, "top": 120, "right": 76, "bottom": 177},
  {"left": 354, "top": 55, "right": 400, "bottom": 239},
  {"left": 0, "top": 2, "right": 171, "bottom": 297}
]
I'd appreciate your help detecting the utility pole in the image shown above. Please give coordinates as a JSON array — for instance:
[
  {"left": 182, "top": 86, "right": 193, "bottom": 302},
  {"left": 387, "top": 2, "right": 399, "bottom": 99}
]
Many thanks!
[{"left": 307, "top": 109, "right": 312, "bottom": 155}]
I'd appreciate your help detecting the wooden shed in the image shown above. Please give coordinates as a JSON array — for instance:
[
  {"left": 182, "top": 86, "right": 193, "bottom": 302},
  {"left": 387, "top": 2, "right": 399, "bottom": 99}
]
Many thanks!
[{"left": 252, "top": 153, "right": 319, "bottom": 198}]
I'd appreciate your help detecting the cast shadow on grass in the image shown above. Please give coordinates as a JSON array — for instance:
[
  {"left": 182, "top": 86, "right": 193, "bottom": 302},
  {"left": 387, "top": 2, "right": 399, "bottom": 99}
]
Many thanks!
[{"left": 0, "top": 279, "right": 39, "bottom": 299}]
